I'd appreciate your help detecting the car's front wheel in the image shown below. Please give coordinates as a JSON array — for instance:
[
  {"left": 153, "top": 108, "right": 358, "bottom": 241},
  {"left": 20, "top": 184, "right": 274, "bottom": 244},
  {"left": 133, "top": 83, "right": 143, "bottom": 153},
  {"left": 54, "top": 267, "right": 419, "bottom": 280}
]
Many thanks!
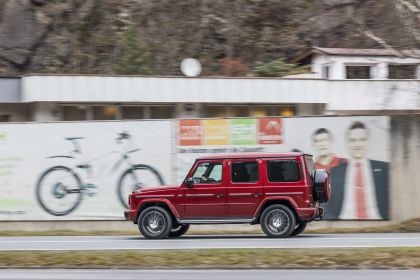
[
  {"left": 138, "top": 206, "right": 173, "bottom": 239},
  {"left": 260, "top": 204, "right": 296, "bottom": 238}
]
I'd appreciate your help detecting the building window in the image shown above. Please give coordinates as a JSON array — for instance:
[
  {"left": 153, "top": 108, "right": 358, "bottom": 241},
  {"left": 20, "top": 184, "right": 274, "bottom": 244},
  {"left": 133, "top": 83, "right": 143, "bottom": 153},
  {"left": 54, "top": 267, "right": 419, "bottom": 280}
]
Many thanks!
[
  {"left": 228, "top": 106, "right": 249, "bottom": 117},
  {"left": 251, "top": 105, "right": 295, "bottom": 117},
  {"left": 276, "top": 105, "right": 295, "bottom": 117},
  {"left": 121, "top": 106, "right": 144, "bottom": 119},
  {"left": 204, "top": 106, "right": 227, "bottom": 118},
  {"left": 62, "top": 106, "right": 88, "bottom": 121},
  {"left": 0, "top": 115, "right": 11, "bottom": 122},
  {"left": 251, "top": 106, "right": 270, "bottom": 117},
  {"left": 322, "top": 65, "right": 330, "bottom": 79},
  {"left": 346, "top": 66, "right": 371, "bottom": 79},
  {"left": 388, "top": 64, "right": 418, "bottom": 79},
  {"left": 150, "top": 106, "right": 173, "bottom": 119},
  {"left": 93, "top": 105, "right": 118, "bottom": 120}
]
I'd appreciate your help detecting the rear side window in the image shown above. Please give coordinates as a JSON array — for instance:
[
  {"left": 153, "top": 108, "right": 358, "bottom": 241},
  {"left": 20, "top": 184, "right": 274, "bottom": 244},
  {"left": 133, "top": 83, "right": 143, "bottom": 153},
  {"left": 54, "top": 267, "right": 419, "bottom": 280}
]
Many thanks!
[
  {"left": 305, "top": 156, "right": 315, "bottom": 178},
  {"left": 231, "top": 161, "right": 259, "bottom": 183},
  {"left": 267, "top": 160, "right": 300, "bottom": 182}
]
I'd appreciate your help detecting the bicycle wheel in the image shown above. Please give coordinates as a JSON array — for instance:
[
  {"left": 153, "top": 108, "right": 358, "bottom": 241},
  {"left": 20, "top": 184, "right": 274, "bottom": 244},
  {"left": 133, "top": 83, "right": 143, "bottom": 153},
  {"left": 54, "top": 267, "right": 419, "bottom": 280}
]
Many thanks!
[
  {"left": 35, "top": 166, "right": 83, "bottom": 216},
  {"left": 117, "top": 164, "right": 165, "bottom": 209}
]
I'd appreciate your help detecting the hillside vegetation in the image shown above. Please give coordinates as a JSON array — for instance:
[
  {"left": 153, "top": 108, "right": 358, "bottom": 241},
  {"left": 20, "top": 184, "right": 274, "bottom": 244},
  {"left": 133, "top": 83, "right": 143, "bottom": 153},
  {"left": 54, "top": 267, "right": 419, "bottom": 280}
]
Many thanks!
[{"left": 0, "top": 0, "right": 418, "bottom": 76}]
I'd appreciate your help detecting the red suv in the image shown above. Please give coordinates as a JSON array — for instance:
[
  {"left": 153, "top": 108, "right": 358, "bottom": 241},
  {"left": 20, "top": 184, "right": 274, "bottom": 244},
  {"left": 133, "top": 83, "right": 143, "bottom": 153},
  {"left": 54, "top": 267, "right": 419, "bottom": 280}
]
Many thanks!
[{"left": 125, "top": 153, "right": 330, "bottom": 239}]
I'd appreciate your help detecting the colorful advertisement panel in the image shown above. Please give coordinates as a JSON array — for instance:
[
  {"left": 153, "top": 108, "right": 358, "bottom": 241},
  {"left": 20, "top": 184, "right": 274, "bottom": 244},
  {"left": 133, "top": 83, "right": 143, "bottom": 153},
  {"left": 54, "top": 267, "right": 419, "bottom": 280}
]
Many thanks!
[
  {"left": 203, "top": 119, "right": 229, "bottom": 145},
  {"left": 231, "top": 118, "right": 257, "bottom": 145},
  {"left": 178, "top": 119, "right": 202, "bottom": 146},
  {"left": 258, "top": 118, "right": 283, "bottom": 144}
]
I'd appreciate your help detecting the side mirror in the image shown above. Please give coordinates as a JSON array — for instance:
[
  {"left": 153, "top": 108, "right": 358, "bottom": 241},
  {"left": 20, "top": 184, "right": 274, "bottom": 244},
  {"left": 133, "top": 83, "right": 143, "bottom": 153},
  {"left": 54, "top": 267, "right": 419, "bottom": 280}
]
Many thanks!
[{"left": 185, "top": 177, "right": 194, "bottom": 188}]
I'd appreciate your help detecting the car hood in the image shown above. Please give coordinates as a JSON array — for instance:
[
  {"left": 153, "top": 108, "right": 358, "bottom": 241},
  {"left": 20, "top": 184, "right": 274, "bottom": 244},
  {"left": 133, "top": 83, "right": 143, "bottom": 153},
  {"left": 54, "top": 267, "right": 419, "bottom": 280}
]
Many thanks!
[{"left": 136, "top": 184, "right": 179, "bottom": 194}]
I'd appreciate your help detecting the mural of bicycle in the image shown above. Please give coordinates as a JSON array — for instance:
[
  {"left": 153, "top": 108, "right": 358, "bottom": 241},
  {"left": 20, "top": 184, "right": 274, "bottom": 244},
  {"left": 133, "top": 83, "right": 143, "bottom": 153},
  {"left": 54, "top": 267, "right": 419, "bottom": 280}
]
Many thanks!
[{"left": 35, "top": 131, "right": 164, "bottom": 216}]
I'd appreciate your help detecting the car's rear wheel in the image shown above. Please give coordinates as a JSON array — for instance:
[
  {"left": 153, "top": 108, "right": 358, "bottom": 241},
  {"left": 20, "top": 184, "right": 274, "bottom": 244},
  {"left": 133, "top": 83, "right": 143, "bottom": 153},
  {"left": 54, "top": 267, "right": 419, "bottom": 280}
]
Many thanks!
[
  {"left": 138, "top": 206, "right": 173, "bottom": 239},
  {"left": 168, "top": 224, "right": 190, "bottom": 237},
  {"left": 260, "top": 204, "right": 296, "bottom": 238},
  {"left": 290, "top": 221, "right": 307, "bottom": 236}
]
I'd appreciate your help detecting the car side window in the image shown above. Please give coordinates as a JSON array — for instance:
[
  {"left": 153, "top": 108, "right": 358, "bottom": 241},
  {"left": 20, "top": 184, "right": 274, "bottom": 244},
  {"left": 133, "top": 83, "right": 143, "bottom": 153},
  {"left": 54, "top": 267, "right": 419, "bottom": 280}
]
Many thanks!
[
  {"left": 267, "top": 160, "right": 300, "bottom": 182},
  {"left": 231, "top": 161, "right": 259, "bottom": 183},
  {"left": 304, "top": 155, "right": 315, "bottom": 183},
  {"left": 192, "top": 162, "right": 222, "bottom": 184}
]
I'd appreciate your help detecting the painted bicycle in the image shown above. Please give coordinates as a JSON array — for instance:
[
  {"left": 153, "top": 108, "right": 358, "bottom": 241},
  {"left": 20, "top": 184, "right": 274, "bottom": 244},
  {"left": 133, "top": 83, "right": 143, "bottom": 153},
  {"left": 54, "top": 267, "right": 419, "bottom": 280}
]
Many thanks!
[{"left": 35, "top": 131, "right": 164, "bottom": 216}]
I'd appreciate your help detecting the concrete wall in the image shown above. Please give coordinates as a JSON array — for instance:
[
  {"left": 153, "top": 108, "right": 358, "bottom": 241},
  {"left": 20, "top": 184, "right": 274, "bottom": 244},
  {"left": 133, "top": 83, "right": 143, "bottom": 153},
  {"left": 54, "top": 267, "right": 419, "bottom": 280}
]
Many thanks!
[
  {"left": 390, "top": 115, "right": 420, "bottom": 221},
  {"left": 1, "top": 115, "right": 419, "bottom": 231}
]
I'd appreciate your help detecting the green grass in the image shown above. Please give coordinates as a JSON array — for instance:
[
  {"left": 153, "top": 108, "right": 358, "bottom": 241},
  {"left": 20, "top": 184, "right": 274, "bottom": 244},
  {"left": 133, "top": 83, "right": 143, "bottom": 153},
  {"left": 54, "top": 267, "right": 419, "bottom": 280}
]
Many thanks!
[
  {"left": 306, "top": 218, "right": 420, "bottom": 234},
  {"left": 1, "top": 248, "right": 420, "bottom": 268}
]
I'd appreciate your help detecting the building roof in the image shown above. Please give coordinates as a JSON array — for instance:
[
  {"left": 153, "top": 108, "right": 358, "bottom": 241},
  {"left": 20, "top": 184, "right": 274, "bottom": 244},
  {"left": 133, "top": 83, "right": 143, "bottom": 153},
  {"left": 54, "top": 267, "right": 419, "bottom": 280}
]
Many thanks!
[
  {"left": 19, "top": 75, "right": 420, "bottom": 111},
  {"left": 293, "top": 47, "right": 420, "bottom": 63}
]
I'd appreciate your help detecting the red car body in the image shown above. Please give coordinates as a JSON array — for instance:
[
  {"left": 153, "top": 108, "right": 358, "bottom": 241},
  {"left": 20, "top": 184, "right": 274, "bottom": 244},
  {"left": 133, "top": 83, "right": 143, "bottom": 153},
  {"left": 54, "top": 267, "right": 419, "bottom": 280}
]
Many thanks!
[{"left": 125, "top": 153, "right": 325, "bottom": 229}]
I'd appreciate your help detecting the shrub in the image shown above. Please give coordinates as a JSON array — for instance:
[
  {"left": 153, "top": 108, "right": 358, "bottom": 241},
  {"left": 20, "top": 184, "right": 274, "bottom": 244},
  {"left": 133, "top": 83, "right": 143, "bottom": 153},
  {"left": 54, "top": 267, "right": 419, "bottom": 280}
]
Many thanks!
[
  {"left": 115, "top": 27, "right": 152, "bottom": 75},
  {"left": 254, "top": 58, "right": 309, "bottom": 77}
]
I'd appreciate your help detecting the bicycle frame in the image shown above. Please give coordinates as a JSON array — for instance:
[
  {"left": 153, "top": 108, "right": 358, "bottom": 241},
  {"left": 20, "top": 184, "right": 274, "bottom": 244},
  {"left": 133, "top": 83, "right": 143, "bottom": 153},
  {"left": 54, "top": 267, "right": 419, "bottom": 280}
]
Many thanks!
[{"left": 45, "top": 140, "right": 141, "bottom": 184}]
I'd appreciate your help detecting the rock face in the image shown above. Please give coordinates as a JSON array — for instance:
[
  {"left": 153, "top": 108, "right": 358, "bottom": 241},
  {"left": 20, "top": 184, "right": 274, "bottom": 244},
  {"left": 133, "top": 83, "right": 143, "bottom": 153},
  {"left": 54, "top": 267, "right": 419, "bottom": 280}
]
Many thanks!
[{"left": 0, "top": 0, "right": 418, "bottom": 76}]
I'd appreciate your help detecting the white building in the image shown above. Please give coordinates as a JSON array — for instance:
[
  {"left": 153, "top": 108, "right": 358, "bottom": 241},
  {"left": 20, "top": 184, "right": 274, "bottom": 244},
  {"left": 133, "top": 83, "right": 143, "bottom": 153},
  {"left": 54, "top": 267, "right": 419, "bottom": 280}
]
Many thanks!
[
  {"left": 295, "top": 47, "right": 420, "bottom": 79},
  {"left": 0, "top": 47, "right": 419, "bottom": 122}
]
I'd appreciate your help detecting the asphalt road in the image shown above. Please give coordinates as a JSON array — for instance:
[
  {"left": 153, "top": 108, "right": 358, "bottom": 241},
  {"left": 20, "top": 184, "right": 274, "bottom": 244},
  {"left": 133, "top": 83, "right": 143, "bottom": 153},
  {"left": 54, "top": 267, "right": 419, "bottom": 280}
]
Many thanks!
[
  {"left": 0, "top": 269, "right": 419, "bottom": 280},
  {"left": 1, "top": 233, "right": 420, "bottom": 251}
]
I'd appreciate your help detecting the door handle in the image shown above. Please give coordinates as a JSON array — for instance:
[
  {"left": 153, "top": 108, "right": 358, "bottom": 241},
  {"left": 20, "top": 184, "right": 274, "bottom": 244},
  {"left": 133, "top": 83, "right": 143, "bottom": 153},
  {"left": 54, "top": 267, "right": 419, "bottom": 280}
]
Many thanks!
[
  {"left": 215, "top": 193, "right": 224, "bottom": 198},
  {"left": 253, "top": 193, "right": 262, "bottom": 197}
]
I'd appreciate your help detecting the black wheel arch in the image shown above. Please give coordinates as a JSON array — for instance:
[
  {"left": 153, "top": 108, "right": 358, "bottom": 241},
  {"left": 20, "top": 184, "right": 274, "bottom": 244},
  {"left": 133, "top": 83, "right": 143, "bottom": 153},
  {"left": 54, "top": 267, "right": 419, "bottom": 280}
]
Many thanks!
[
  {"left": 254, "top": 200, "right": 301, "bottom": 224},
  {"left": 135, "top": 201, "right": 176, "bottom": 225}
]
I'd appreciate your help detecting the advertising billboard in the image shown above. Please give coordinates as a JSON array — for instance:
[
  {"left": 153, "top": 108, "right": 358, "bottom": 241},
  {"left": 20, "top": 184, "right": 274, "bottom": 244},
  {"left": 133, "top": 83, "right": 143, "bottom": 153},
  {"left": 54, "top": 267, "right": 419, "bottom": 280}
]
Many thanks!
[
  {"left": 176, "top": 116, "right": 390, "bottom": 220},
  {"left": 0, "top": 116, "right": 390, "bottom": 221},
  {"left": 0, "top": 120, "right": 172, "bottom": 220}
]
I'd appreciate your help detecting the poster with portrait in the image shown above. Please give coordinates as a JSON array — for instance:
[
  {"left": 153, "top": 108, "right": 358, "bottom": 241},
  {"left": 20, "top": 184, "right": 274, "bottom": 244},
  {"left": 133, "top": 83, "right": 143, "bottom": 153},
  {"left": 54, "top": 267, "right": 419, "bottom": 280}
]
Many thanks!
[{"left": 176, "top": 116, "right": 390, "bottom": 220}]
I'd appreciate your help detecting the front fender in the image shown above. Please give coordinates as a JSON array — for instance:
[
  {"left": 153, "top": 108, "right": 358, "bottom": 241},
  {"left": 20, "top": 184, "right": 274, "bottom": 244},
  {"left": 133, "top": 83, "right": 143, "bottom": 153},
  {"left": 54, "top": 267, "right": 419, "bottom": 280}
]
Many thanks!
[{"left": 136, "top": 198, "right": 181, "bottom": 220}]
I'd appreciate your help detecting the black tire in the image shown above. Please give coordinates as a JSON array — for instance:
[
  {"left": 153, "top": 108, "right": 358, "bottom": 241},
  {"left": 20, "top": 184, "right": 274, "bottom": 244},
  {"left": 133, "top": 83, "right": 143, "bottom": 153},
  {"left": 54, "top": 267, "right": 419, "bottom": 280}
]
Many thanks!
[
  {"left": 260, "top": 204, "right": 296, "bottom": 238},
  {"left": 168, "top": 224, "right": 190, "bottom": 237},
  {"left": 138, "top": 206, "right": 173, "bottom": 239},
  {"left": 290, "top": 222, "right": 307, "bottom": 236},
  {"left": 35, "top": 166, "right": 83, "bottom": 216},
  {"left": 117, "top": 164, "right": 165, "bottom": 209}
]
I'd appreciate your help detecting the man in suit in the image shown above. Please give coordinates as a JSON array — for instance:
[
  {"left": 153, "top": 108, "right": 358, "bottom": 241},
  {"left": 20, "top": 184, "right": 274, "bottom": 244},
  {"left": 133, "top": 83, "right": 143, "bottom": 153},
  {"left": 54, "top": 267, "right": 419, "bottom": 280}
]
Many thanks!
[
  {"left": 324, "top": 121, "right": 389, "bottom": 220},
  {"left": 312, "top": 128, "right": 346, "bottom": 172}
]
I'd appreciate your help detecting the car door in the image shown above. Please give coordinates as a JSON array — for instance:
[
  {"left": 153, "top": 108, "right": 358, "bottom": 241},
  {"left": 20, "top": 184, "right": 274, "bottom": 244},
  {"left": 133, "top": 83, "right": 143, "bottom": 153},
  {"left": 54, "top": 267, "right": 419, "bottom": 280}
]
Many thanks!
[
  {"left": 263, "top": 157, "right": 306, "bottom": 204},
  {"left": 182, "top": 160, "right": 226, "bottom": 219},
  {"left": 226, "top": 159, "right": 263, "bottom": 219}
]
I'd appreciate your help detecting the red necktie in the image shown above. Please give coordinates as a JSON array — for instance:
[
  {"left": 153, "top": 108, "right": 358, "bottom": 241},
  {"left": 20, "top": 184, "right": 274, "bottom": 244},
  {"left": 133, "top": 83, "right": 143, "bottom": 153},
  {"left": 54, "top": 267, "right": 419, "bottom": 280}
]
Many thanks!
[{"left": 355, "top": 162, "right": 368, "bottom": 219}]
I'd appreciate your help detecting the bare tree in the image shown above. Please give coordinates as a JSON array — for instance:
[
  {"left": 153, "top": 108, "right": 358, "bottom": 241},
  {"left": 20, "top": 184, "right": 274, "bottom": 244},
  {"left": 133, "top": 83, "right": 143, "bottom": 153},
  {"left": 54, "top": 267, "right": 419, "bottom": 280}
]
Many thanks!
[
  {"left": 395, "top": 0, "right": 420, "bottom": 44},
  {"left": 352, "top": 0, "right": 420, "bottom": 58}
]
